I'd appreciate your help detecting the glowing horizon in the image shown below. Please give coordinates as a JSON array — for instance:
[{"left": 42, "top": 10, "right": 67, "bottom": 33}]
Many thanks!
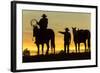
[{"left": 22, "top": 10, "right": 91, "bottom": 56}]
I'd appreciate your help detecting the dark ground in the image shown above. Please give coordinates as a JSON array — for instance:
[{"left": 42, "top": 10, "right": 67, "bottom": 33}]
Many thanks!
[{"left": 23, "top": 52, "right": 91, "bottom": 63}]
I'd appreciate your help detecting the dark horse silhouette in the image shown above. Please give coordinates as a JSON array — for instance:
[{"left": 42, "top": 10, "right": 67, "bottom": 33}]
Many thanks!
[
  {"left": 31, "top": 20, "right": 55, "bottom": 55},
  {"left": 72, "top": 27, "right": 90, "bottom": 53}
]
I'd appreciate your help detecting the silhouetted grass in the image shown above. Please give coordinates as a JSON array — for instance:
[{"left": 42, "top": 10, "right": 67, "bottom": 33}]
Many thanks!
[{"left": 23, "top": 51, "right": 91, "bottom": 63}]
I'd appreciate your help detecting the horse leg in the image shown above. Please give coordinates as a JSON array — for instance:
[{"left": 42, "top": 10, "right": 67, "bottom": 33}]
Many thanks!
[
  {"left": 51, "top": 47, "right": 53, "bottom": 54},
  {"left": 84, "top": 42, "right": 86, "bottom": 52},
  {"left": 46, "top": 42, "right": 49, "bottom": 55},
  {"left": 51, "top": 43, "right": 55, "bottom": 54},
  {"left": 42, "top": 44, "right": 44, "bottom": 55},
  {"left": 54, "top": 46, "right": 55, "bottom": 54},
  {"left": 88, "top": 37, "right": 90, "bottom": 52},
  {"left": 36, "top": 44, "right": 39, "bottom": 55},
  {"left": 78, "top": 43, "right": 80, "bottom": 53},
  {"left": 75, "top": 43, "right": 77, "bottom": 53}
]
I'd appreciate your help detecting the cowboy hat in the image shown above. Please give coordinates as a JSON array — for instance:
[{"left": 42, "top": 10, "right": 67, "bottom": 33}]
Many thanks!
[
  {"left": 65, "top": 28, "right": 69, "bottom": 31},
  {"left": 42, "top": 14, "right": 47, "bottom": 17}
]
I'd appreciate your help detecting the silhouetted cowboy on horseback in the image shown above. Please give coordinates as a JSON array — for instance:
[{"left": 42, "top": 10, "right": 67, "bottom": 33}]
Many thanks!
[
  {"left": 36, "top": 14, "right": 48, "bottom": 30},
  {"left": 31, "top": 14, "right": 55, "bottom": 55}
]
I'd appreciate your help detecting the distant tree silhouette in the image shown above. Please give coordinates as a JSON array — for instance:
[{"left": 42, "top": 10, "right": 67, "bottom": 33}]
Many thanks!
[
  {"left": 59, "top": 50, "right": 65, "bottom": 55},
  {"left": 23, "top": 48, "right": 30, "bottom": 56},
  {"left": 72, "top": 27, "right": 90, "bottom": 53},
  {"left": 59, "top": 28, "right": 71, "bottom": 54}
]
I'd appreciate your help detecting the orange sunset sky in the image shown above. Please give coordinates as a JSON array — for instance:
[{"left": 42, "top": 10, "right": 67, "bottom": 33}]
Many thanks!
[{"left": 22, "top": 10, "right": 91, "bottom": 56}]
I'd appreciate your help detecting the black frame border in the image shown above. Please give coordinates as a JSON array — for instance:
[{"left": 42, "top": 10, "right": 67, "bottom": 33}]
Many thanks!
[{"left": 11, "top": 1, "right": 98, "bottom": 72}]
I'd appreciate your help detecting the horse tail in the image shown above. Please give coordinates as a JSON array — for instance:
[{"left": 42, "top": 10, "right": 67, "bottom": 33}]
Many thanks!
[{"left": 51, "top": 31, "right": 55, "bottom": 54}]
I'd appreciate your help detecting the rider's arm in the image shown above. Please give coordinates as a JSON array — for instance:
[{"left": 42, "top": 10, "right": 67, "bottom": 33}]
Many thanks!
[{"left": 58, "top": 31, "right": 65, "bottom": 34}]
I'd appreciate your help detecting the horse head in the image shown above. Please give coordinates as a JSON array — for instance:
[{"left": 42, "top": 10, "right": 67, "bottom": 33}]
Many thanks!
[
  {"left": 72, "top": 27, "right": 77, "bottom": 34},
  {"left": 32, "top": 25, "right": 39, "bottom": 37},
  {"left": 30, "top": 19, "right": 39, "bottom": 37}
]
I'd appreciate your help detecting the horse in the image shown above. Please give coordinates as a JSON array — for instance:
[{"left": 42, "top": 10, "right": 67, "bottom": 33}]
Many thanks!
[
  {"left": 32, "top": 25, "right": 55, "bottom": 55},
  {"left": 72, "top": 27, "right": 90, "bottom": 53}
]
